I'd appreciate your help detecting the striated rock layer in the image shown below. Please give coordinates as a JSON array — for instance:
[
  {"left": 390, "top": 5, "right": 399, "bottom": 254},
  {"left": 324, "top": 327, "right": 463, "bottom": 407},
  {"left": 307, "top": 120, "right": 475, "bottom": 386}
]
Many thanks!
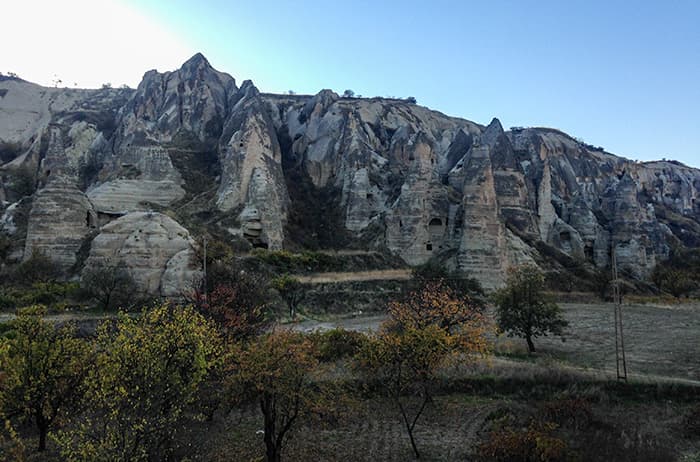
[
  {"left": 81, "top": 212, "right": 200, "bottom": 297},
  {"left": 1, "top": 54, "right": 699, "bottom": 292}
]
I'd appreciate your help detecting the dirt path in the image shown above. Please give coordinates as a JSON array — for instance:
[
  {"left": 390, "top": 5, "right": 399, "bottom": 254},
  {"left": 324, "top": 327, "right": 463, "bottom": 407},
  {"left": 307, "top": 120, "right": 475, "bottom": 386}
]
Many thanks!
[{"left": 296, "top": 268, "right": 412, "bottom": 284}]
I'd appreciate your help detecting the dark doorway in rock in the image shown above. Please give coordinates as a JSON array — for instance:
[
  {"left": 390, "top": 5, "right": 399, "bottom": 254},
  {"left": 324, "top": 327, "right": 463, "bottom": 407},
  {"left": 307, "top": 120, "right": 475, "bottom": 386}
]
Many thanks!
[
  {"left": 252, "top": 242, "right": 269, "bottom": 249},
  {"left": 426, "top": 243, "right": 433, "bottom": 251},
  {"left": 429, "top": 218, "right": 443, "bottom": 239}
]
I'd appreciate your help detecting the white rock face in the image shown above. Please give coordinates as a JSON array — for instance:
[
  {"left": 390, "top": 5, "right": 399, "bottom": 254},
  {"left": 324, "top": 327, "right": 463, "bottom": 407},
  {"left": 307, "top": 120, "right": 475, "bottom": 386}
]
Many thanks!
[
  {"left": 4, "top": 55, "right": 700, "bottom": 292},
  {"left": 216, "top": 81, "right": 288, "bottom": 249},
  {"left": 82, "top": 212, "right": 201, "bottom": 297},
  {"left": 24, "top": 177, "right": 97, "bottom": 271}
]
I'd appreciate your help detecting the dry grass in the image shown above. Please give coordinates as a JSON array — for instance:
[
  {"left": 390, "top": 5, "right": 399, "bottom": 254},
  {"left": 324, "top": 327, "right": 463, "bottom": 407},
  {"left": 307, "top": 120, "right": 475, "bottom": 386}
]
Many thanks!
[{"left": 296, "top": 269, "right": 412, "bottom": 284}]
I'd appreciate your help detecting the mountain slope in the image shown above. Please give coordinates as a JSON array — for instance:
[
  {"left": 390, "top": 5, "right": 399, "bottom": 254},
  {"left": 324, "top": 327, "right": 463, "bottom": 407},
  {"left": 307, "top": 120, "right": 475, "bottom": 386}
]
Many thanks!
[{"left": 1, "top": 55, "right": 698, "bottom": 291}]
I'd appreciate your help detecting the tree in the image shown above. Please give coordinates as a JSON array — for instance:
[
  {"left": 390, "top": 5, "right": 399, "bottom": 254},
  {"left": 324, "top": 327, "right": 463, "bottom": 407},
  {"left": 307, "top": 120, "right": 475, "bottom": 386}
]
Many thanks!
[
  {"left": 272, "top": 274, "right": 305, "bottom": 320},
  {"left": 228, "top": 330, "right": 319, "bottom": 462},
  {"left": 357, "top": 283, "right": 489, "bottom": 459},
  {"left": 410, "top": 262, "right": 485, "bottom": 310},
  {"left": 80, "top": 263, "right": 137, "bottom": 310},
  {"left": 342, "top": 89, "right": 355, "bottom": 98},
  {"left": 406, "top": 96, "right": 417, "bottom": 104},
  {"left": 11, "top": 250, "right": 59, "bottom": 285},
  {"left": 193, "top": 283, "right": 272, "bottom": 340},
  {"left": 0, "top": 307, "right": 91, "bottom": 452},
  {"left": 652, "top": 266, "right": 695, "bottom": 298},
  {"left": 55, "top": 304, "right": 223, "bottom": 461},
  {"left": 494, "top": 265, "right": 568, "bottom": 353},
  {"left": 189, "top": 255, "right": 273, "bottom": 339}
]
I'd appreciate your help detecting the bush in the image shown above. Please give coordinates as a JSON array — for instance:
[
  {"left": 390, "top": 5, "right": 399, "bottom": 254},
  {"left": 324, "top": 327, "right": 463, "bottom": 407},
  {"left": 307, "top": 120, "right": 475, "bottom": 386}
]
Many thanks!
[
  {"left": 310, "top": 328, "right": 367, "bottom": 362},
  {"left": 0, "top": 282, "right": 80, "bottom": 312},
  {"left": 10, "top": 250, "right": 60, "bottom": 285},
  {"left": 410, "top": 261, "right": 485, "bottom": 308},
  {"left": 81, "top": 264, "right": 137, "bottom": 310},
  {"left": 0, "top": 141, "right": 23, "bottom": 163},
  {"left": 541, "top": 397, "right": 593, "bottom": 430},
  {"left": 7, "top": 166, "right": 36, "bottom": 198},
  {"left": 476, "top": 420, "right": 568, "bottom": 462}
]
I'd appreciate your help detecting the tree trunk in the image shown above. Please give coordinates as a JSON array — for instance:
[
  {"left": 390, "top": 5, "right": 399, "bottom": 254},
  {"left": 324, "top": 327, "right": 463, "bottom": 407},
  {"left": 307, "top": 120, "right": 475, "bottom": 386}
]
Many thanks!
[
  {"left": 526, "top": 335, "right": 536, "bottom": 353},
  {"left": 262, "top": 397, "right": 281, "bottom": 462},
  {"left": 407, "top": 427, "right": 421, "bottom": 459},
  {"left": 38, "top": 425, "right": 47, "bottom": 452}
]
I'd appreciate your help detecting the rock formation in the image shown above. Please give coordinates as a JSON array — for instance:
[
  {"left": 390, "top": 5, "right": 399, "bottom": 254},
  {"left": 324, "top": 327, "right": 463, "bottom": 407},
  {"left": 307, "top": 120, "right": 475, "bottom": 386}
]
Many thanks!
[
  {"left": 1, "top": 54, "right": 699, "bottom": 292},
  {"left": 81, "top": 212, "right": 200, "bottom": 297}
]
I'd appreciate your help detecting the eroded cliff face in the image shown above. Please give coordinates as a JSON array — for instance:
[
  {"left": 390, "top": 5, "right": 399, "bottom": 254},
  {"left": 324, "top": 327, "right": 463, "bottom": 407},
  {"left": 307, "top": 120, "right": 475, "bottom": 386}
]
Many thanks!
[{"left": 1, "top": 54, "right": 699, "bottom": 292}]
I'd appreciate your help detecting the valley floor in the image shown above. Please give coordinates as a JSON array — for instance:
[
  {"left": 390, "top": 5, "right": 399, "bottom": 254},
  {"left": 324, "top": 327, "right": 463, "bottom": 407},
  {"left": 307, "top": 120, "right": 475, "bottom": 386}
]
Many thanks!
[{"left": 294, "top": 301, "right": 700, "bottom": 384}]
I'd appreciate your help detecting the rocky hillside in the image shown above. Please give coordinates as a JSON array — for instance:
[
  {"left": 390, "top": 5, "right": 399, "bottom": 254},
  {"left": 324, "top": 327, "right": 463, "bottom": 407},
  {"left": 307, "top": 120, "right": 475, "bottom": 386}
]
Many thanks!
[{"left": 1, "top": 54, "right": 698, "bottom": 292}]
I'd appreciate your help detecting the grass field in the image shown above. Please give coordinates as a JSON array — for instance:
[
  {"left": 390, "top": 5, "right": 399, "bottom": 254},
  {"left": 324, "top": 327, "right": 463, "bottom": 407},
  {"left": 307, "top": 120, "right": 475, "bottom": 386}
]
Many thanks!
[{"left": 296, "top": 301, "right": 700, "bottom": 384}]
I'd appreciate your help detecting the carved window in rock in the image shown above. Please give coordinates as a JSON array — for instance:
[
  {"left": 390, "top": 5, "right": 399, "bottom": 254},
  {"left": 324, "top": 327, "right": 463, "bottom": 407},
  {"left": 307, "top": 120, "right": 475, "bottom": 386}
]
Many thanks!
[
  {"left": 426, "top": 243, "right": 433, "bottom": 251},
  {"left": 428, "top": 218, "right": 444, "bottom": 240}
]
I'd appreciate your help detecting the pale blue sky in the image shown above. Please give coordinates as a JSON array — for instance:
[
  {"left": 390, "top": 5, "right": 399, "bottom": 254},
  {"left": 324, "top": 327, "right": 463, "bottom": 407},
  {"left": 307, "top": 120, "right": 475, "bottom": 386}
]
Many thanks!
[{"left": 5, "top": 0, "right": 699, "bottom": 167}]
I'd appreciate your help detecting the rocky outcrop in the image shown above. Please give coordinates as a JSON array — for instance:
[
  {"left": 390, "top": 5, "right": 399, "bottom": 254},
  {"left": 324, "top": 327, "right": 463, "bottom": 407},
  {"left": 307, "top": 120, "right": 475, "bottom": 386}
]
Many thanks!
[
  {"left": 24, "top": 176, "right": 96, "bottom": 271},
  {"left": 82, "top": 212, "right": 200, "bottom": 297},
  {"left": 216, "top": 81, "right": 288, "bottom": 249},
  {"left": 2, "top": 54, "right": 700, "bottom": 292},
  {"left": 90, "top": 53, "right": 237, "bottom": 213},
  {"left": 113, "top": 53, "right": 237, "bottom": 147}
]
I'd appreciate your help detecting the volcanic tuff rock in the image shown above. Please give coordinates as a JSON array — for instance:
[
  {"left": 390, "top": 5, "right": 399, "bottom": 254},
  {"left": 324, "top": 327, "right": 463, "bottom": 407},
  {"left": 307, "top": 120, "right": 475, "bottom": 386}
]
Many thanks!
[
  {"left": 81, "top": 212, "right": 200, "bottom": 297},
  {"left": 1, "top": 55, "right": 699, "bottom": 292}
]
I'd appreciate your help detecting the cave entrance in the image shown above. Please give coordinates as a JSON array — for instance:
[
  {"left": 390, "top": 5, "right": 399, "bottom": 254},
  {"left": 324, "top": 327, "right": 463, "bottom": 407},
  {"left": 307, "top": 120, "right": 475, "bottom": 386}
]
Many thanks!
[{"left": 429, "top": 217, "right": 443, "bottom": 239}]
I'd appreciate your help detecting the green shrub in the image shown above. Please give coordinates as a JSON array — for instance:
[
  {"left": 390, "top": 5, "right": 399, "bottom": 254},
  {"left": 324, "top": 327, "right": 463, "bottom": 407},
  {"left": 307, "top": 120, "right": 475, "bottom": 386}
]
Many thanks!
[
  {"left": 310, "top": 328, "right": 367, "bottom": 362},
  {"left": 11, "top": 250, "right": 60, "bottom": 285}
]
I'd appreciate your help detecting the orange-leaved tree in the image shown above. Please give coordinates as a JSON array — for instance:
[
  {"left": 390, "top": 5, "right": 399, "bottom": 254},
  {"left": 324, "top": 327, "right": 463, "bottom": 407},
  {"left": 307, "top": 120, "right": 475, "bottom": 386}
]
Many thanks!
[
  {"left": 227, "top": 330, "right": 320, "bottom": 462},
  {"left": 357, "top": 281, "right": 490, "bottom": 459}
]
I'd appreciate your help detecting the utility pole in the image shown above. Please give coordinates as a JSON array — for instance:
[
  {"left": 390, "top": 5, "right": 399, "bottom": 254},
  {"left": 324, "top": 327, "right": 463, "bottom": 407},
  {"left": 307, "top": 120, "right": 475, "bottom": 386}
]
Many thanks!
[
  {"left": 611, "top": 249, "right": 628, "bottom": 381},
  {"left": 203, "top": 237, "right": 208, "bottom": 301}
]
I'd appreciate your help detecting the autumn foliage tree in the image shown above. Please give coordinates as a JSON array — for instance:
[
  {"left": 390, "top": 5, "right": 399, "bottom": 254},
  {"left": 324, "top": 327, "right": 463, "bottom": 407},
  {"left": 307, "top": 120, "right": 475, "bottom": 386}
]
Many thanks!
[
  {"left": 55, "top": 304, "right": 223, "bottom": 461},
  {"left": 0, "top": 307, "right": 91, "bottom": 452},
  {"left": 227, "top": 330, "right": 320, "bottom": 462},
  {"left": 494, "top": 265, "right": 568, "bottom": 353},
  {"left": 190, "top": 259, "right": 273, "bottom": 340},
  {"left": 357, "top": 282, "right": 490, "bottom": 459}
]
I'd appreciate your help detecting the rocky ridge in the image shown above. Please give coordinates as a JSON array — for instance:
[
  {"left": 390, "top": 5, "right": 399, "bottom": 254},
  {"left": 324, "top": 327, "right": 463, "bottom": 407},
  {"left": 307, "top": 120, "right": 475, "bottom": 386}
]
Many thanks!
[{"left": 1, "top": 55, "right": 698, "bottom": 292}]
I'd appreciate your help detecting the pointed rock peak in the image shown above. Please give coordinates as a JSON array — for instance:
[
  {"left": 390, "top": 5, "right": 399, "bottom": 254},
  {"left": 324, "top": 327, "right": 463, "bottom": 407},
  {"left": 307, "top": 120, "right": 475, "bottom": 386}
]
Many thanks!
[
  {"left": 181, "top": 52, "right": 211, "bottom": 70},
  {"left": 486, "top": 117, "right": 504, "bottom": 134},
  {"left": 239, "top": 80, "right": 259, "bottom": 97},
  {"left": 481, "top": 117, "right": 505, "bottom": 146}
]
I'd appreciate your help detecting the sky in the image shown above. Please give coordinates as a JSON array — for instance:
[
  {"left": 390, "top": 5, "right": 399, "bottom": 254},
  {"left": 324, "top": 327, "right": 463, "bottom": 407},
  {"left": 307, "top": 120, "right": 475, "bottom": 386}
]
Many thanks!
[{"left": 2, "top": 0, "right": 699, "bottom": 167}]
